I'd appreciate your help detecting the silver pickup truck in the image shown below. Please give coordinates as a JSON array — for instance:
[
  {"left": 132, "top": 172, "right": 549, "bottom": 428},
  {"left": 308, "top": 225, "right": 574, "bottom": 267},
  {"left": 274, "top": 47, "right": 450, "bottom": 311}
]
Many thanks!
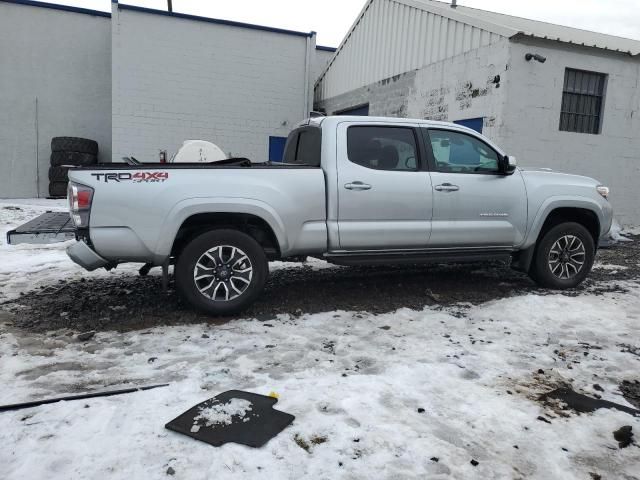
[{"left": 10, "top": 116, "right": 614, "bottom": 315}]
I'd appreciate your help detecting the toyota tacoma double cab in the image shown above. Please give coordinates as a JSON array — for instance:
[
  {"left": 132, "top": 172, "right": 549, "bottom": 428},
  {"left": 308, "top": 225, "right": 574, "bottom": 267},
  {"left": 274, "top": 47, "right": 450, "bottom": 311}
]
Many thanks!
[{"left": 10, "top": 116, "right": 613, "bottom": 315}]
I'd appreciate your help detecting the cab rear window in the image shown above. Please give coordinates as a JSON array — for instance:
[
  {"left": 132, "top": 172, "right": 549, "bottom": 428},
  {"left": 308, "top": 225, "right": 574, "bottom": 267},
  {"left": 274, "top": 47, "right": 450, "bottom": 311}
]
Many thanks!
[{"left": 283, "top": 127, "right": 322, "bottom": 167}]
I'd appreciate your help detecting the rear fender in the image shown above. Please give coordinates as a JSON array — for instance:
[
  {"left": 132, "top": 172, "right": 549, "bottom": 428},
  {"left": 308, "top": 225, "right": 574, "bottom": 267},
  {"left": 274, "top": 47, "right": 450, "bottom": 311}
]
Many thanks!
[{"left": 153, "top": 197, "right": 287, "bottom": 264}]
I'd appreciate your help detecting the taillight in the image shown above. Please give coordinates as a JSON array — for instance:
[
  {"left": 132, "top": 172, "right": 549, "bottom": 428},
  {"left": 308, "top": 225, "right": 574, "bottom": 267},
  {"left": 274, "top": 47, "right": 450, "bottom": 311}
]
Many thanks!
[{"left": 68, "top": 182, "right": 94, "bottom": 227}]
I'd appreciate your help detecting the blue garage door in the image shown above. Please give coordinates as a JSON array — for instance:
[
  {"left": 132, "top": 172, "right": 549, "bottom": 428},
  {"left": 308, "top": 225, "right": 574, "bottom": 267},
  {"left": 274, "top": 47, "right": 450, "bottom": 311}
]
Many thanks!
[
  {"left": 454, "top": 117, "right": 484, "bottom": 134},
  {"left": 268, "top": 136, "right": 287, "bottom": 162}
]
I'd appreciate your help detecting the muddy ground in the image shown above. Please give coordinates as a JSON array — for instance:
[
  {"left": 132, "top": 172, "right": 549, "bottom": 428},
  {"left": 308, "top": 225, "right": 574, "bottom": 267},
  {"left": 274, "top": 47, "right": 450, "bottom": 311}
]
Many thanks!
[{"left": 2, "top": 236, "right": 639, "bottom": 333}]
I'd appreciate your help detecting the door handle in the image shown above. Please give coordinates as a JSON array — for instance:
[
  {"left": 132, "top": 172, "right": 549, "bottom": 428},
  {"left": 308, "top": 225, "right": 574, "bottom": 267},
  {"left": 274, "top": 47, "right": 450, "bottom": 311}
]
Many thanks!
[
  {"left": 344, "top": 181, "right": 372, "bottom": 191},
  {"left": 434, "top": 183, "right": 459, "bottom": 192}
]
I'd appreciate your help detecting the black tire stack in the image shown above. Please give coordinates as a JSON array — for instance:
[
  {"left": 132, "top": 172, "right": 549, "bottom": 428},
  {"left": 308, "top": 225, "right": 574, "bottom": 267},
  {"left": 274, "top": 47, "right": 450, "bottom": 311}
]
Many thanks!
[{"left": 49, "top": 137, "right": 99, "bottom": 198}]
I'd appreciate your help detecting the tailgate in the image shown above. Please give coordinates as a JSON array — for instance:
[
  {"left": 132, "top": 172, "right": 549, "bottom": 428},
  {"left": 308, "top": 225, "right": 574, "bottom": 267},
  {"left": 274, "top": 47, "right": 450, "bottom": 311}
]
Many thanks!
[{"left": 6, "top": 212, "right": 76, "bottom": 245}]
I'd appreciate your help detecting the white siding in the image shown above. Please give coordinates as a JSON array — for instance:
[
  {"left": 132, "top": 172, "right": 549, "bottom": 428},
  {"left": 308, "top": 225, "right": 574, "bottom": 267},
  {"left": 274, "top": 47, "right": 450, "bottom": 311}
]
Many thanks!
[{"left": 315, "top": 0, "right": 504, "bottom": 101}]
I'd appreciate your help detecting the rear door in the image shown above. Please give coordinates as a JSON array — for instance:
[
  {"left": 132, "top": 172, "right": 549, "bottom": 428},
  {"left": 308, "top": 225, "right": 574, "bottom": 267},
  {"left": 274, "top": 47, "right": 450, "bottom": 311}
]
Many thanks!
[
  {"left": 422, "top": 128, "right": 527, "bottom": 247},
  {"left": 336, "top": 122, "right": 432, "bottom": 250}
]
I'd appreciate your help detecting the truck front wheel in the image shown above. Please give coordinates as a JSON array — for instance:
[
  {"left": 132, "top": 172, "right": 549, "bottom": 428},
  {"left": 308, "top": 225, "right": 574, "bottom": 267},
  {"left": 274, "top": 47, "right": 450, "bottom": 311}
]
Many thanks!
[
  {"left": 175, "top": 229, "right": 268, "bottom": 315},
  {"left": 529, "top": 222, "right": 595, "bottom": 289}
]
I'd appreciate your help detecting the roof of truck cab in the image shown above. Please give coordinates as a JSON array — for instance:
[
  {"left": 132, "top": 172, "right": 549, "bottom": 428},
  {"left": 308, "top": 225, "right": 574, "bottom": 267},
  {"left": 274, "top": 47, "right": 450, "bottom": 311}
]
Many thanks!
[
  {"left": 310, "top": 115, "right": 476, "bottom": 131},
  {"left": 304, "top": 115, "right": 505, "bottom": 154}
]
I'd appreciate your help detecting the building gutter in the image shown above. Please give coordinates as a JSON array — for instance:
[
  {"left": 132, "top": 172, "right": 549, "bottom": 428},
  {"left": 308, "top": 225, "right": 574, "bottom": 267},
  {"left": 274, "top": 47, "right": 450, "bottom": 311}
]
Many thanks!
[
  {"left": 114, "top": 1, "right": 314, "bottom": 39},
  {"left": 304, "top": 33, "right": 317, "bottom": 117}
]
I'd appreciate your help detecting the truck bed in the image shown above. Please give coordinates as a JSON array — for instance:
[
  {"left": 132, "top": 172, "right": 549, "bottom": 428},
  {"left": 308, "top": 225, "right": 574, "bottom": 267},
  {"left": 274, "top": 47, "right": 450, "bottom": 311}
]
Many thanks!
[{"left": 67, "top": 163, "right": 328, "bottom": 263}]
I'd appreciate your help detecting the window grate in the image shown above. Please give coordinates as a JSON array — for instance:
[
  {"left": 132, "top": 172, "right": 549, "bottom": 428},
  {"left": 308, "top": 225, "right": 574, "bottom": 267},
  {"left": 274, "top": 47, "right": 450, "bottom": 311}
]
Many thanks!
[{"left": 559, "top": 68, "right": 606, "bottom": 134}]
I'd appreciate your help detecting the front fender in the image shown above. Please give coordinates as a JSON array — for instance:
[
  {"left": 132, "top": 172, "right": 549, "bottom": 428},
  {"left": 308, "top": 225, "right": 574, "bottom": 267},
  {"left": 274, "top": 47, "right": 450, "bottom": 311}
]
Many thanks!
[
  {"left": 153, "top": 197, "right": 288, "bottom": 264},
  {"left": 521, "top": 195, "right": 609, "bottom": 249}
]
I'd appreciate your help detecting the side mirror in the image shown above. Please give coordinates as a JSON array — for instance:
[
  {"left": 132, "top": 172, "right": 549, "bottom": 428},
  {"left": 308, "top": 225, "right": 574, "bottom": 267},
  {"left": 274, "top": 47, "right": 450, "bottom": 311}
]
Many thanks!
[{"left": 501, "top": 155, "right": 517, "bottom": 175}]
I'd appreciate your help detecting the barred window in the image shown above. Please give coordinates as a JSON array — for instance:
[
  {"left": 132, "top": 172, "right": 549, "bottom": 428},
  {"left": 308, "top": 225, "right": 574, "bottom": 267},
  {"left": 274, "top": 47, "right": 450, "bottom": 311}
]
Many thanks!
[{"left": 559, "top": 68, "right": 606, "bottom": 134}]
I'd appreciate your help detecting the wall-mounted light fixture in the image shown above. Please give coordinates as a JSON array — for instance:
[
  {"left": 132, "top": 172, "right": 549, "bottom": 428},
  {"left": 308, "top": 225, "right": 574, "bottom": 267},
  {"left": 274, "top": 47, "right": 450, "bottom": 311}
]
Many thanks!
[{"left": 525, "top": 53, "right": 547, "bottom": 63}]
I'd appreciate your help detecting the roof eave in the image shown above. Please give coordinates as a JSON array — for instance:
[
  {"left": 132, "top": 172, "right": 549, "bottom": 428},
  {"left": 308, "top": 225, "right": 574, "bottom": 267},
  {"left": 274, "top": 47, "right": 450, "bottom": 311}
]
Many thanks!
[{"left": 509, "top": 32, "right": 640, "bottom": 57}]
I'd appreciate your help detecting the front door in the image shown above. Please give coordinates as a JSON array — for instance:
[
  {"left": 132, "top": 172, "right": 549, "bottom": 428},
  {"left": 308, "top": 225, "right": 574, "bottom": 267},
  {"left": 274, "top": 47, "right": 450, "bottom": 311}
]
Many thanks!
[
  {"left": 423, "top": 128, "right": 527, "bottom": 248},
  {"left": 336, "top": 122, "right": 432, "bottom": 250}
]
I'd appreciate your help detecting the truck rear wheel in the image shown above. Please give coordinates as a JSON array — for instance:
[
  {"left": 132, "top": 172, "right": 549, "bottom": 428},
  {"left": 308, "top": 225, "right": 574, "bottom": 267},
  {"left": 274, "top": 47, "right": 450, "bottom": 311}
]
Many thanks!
[
  {"left": 529, "top": 222, "right": 595, "bottom": 289},
  {"left": 175, "top": 229, "right": 268, "bottom": 316}
]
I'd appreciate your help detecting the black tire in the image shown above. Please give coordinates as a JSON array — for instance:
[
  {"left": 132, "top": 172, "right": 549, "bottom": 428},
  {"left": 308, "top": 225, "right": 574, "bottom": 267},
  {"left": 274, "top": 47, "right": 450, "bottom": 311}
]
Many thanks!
[
  {"left": 48, "top": 181, "right": 68, "bottom": 198},
  {"left": 51, "top": 137, "right": 98, "bottom": 155},
  {"left": 175, "top": 229, "right": 269, "bottom": 315},
  {"left": 529, "top": 222, "right": 595, "bottom": 289},
  {"left": 48, "top": 166, "right": 69, "bottom": 182},
  {"left": 50, "top": 151, "right": 97, "bottom": 167}
]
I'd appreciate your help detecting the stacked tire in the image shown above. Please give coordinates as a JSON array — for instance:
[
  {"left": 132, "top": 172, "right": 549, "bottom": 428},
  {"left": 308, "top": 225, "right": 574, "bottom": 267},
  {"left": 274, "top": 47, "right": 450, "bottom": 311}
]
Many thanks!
[{"left": 49, "top": 137, "right": 99, "bottom": 198}]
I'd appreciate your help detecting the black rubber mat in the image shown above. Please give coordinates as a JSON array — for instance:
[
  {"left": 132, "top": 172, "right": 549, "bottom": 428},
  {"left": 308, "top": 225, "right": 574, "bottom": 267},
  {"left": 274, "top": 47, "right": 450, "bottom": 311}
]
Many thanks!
[
  {"left": 165, "top": 390, "right": 295, "bottom": 448},
  {"left": 540, "top": 388, "right": 640, "bottom": 416}
]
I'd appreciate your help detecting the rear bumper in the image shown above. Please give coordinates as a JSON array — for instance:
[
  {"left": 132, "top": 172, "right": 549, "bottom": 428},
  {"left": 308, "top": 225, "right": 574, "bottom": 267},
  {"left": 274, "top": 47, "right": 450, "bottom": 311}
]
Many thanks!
[{"left": 66, "top": 241, "right": 109, "bottom": 271}]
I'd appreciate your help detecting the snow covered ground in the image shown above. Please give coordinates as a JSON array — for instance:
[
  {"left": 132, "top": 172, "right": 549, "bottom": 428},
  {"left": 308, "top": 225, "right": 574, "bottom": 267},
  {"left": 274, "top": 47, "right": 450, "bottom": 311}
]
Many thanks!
[
  {"left": 0, "top": 200, "right": 146, "bottom": 303},
  {"left": 1, "top": 200, "right": 639, "bottom": 479}
]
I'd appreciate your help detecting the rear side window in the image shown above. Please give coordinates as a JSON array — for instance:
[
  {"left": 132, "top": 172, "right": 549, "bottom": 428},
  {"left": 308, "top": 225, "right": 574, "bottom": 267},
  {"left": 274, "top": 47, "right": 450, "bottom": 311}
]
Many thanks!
[
  {"left": 347, "top": 126, "right": 418, "bottom": 171},
  {"left": 282, "top": 127, "right": 322, "bottom": 166}
]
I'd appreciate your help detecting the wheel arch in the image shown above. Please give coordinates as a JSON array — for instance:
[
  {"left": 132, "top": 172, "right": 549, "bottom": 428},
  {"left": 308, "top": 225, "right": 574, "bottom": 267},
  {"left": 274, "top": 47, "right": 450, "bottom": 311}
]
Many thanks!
[
  {"left": 170, "top": 212, "right": 281, "bottom": 261},
  {"left": 536, "top": 207, "right": 600, "bottom": 245},
  {"left": 514, "top": 201, "right": 601, "bottom": 273},
  {"left": 153, "top": 198, "right": 288, "bottom": 264},
  {"left": 524, "top": 198, "right": 603, "bottom": 249}
]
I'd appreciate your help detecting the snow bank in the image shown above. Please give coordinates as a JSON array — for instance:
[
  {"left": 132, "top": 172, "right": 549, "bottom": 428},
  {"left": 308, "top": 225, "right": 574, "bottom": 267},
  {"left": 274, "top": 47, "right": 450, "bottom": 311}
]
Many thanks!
[{"left": 606, "top": 218, "right": 634, "bottom": 243}]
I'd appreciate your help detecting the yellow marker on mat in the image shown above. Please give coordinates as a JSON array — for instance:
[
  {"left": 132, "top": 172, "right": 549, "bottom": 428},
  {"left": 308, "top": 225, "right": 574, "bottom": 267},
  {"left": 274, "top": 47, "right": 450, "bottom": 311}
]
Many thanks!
[{"left": 268, "top": 391, "right": 279, "bottom": 399}]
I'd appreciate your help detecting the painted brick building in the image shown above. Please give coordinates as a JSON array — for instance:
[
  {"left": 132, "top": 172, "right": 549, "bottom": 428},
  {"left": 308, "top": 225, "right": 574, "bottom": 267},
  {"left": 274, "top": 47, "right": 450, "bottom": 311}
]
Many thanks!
[
  {"left": 0, "top": 0, "right": 335, "bottom": 197},
  {"left": 315, "top": 0, "right": 640, "bottom": 225}
]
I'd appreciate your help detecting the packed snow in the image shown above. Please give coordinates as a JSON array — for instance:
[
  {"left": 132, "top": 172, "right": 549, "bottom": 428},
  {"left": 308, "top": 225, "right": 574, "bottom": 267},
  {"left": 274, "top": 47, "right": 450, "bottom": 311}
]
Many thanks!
[
  {"left": 0, "top": 199, "right": 639, "bottom": 479},
  {"left": 606, "top": 218, "right": 634, "bottom": 243},
  {"left": 194, "top": 398, "right": 254, "bottom": 428}
]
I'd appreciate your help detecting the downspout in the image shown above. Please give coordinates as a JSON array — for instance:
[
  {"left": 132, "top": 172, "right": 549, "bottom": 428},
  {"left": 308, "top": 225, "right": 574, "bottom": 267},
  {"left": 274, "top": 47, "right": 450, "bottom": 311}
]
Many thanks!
[
  {"left": 34, "top": 96, "right": 39, "bottom": 198},
  {"left": 112, "top": 0, "right": 118, "bottom": 163},
  {"left": 304, "top": 32, "right": 317, "bottom": 118}
]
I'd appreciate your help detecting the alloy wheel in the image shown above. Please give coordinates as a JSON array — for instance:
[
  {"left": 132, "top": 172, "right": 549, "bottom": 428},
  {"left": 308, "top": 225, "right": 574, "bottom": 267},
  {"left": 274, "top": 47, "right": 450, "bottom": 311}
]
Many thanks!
[
  {"left": 547, "top": 235, "right": 586, "bottom": 280},
  {"left": 193, "top": 245, "right": 253, "bottom": 301}
]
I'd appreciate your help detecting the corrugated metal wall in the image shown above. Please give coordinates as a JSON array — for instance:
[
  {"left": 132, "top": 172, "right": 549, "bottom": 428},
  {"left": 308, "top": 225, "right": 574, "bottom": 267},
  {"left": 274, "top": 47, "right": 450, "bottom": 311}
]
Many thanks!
[{"left": 315, "top": 0, "right": 504, "bottom": 101}]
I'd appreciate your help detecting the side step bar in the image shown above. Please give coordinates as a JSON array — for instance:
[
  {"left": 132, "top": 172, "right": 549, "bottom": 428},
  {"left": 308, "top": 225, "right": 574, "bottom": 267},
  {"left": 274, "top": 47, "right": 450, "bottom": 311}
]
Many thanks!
[
  {"left": 324, "top": 248, "right": 513, "bottom": 266},
  {"left": 6, "top": 212, "right": 76, "bottom": 245}
]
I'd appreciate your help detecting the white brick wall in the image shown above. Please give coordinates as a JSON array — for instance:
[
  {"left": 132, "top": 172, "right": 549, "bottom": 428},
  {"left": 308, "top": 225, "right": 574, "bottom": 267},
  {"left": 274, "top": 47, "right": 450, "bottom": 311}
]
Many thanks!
[
  {"left": 112, "top": 6, "right": 314, "bottom": 163},
  {"left": 406, "top": 41, "right": 510, "bottom": 141},
  {"left": 0, "top": 2, "right": 111, "bottom": 198},
  {"left": 317, "top": 41, "right": 510, "bottom": 133},
  {"left": 502, "top": 40, "right": 640, "bottom": 226}
]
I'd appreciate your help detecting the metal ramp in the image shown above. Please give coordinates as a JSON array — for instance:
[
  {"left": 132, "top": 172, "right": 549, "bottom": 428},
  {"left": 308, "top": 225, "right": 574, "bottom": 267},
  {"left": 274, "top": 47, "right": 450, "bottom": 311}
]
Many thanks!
[{"left": 6, "top": 212, "right": 76, "bottom": 245}]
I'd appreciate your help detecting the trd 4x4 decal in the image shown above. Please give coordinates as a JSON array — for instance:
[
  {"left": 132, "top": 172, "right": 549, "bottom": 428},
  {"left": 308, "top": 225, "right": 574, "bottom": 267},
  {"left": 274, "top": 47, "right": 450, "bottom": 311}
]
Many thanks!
[{"left": 91, "top": 172, "right": 169, "bottom": 183}]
